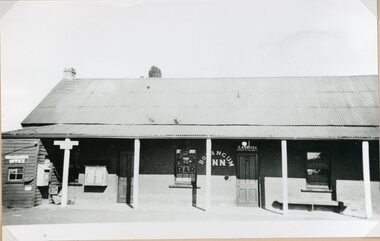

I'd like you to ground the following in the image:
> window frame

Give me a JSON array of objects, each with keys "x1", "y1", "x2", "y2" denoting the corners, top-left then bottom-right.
[
  {"x1": 305, "y1": 151, "x2": 331, "y2": 189},
  {"x1": 174, "y1": 148, "x2": 197, "y2": 185},
  {"x1": 7, "y1": 167, "x2": 24, "y2": 182}
]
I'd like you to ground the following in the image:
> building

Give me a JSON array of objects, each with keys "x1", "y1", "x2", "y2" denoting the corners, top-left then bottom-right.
[{"x1": 2, "y1": 68, "x2": 379, "y2": 218}]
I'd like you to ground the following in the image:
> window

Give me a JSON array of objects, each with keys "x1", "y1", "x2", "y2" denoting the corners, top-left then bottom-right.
[
  {"x1": 175, "y1": 149, "x2": 197, "y2": 185},
  {"x1": 8, "y1": 167, "x2": 24, "y2": 181},
  {"x1": 306, "y1": 152, "x2": 330, "y2": 188}
]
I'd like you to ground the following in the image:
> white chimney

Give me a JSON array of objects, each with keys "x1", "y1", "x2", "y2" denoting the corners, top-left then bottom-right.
[{"x1": 63, "y1": 67, "x2": 76, "y2": 80}]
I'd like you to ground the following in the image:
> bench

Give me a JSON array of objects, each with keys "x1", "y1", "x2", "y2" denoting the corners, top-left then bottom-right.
[{"x1": 273, "y1": 200, "x2": 346, "y2": 213}]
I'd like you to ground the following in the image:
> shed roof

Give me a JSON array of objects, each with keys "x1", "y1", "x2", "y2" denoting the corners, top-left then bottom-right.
[{"x1": 21, "y1": 75, "x2": 379, "y2": 127}]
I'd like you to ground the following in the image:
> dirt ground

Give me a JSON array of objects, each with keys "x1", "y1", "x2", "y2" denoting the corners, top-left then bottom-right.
[
  {"x1": 3, "y1": 202, "x2": 380, "y2": 241},
  {"x1": 3, "y1": 200, "x2": 375, "y2": 226}
]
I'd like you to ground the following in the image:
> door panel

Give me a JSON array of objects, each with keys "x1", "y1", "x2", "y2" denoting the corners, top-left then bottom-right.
[
  {"x1": 236, "y1": 154, "x2": 259, "y2": 207},
  {"x1": 239, "y1": 189, "x2": 246, "y2": 202},
  {"x1": 117, "y1": 151, "x2": 134, "y2": 204}
]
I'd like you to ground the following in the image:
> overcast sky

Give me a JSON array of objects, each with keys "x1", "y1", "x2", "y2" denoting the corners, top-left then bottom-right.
[{"x1": 0, "y1": 0, "x2": 377, "y2": 131}]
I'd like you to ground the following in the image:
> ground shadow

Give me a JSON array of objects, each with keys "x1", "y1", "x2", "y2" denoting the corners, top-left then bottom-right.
[
  {"x1": 193, "y1": 206, "x2": 206, "y2": 211},
  {"x1": 191, "y1": 182, "x2": 206, "y2": 211},
  {"x1": 262, "y1": 207, "x2": 282, "y2": 215},
  {"x1": 126, "y1": 203, "x2": 134, "y2": 208}
]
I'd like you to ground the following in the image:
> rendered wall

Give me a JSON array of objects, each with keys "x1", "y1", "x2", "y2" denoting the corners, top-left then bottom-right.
[
  {"x1": 139, "y1": 175, "x2": 237, "y2": 208},
  {"x1": 40, "y1": 138, "x2": 134, "y2": 204},
  {"x1": 263, "y1": 140, "x2": 380, "y2": 217},
  {"x1": 35, "y1": 138, "x2": 379, "y2": 217}
]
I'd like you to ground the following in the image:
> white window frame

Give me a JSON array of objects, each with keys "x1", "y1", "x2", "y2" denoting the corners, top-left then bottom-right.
[{"x1": 8, "y1": 167, "x2": 24, "y2": 182}]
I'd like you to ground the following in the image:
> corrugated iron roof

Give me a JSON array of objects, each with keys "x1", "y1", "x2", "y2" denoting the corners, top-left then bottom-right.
[
  {"x1": 21, "y1": 76, "x2": 379, "y2": 127},
  {"x1": 2, "y1": 124, "x2": 378, "y2": 140}
]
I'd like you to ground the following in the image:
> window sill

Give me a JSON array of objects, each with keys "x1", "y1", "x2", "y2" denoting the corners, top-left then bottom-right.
[
  {"x1": 5, "y1": 181, "x2": 24, "y2": 184},
  {"x1": 301, "y1": 187, "x2": 332, "y2": 193},
  {"x1": 169, "y1": 184, "x2": 200, "y2": 189}
]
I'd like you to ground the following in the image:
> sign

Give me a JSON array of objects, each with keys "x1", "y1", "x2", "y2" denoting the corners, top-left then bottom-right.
[
  {"x1": 175, "y1": 149, "x2": 197, "y2": 183},
  {"x1": 177, "y1": 166, "x2": 196, "y2": 174},
  {"x1": 24, "y1": 185, "x2": 32, "y2": 191},
  {"x1": 199, "y1": 150, "x2": 234, "y2": 167},
  {"x1": 5, "y1": 155, "x2": 28, "y2": 164},
  {"x1": 237, "y1": 141, "x2": 258, "y2": 152}
]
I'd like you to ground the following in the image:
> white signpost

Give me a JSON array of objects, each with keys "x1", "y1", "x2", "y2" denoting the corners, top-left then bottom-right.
[{"x1": 54, "y1": 138, "x2": 79, "y2": 208}]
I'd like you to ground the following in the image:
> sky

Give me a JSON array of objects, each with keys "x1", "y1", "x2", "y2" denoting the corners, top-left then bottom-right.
[{"x1": 0, "y1": 0, "x2": 378, "y2": 131}]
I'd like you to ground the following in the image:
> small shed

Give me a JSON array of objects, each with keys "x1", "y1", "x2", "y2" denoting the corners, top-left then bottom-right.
[{"x1": 2, "y1": 139, "x2": 41, "y2": 207}]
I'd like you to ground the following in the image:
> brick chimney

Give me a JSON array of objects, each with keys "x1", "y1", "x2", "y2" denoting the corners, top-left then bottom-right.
[{"x1": 63, "y1": 67, "x2": 76, "y2": 80}]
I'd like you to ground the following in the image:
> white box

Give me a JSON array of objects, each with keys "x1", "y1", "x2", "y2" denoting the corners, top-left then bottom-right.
[
  {"x1": 84, "y1": 165, "x2": 108, "y2": 186},
  {"x1": 37, "y1": 164, "x2": 50, "y2": 186}
]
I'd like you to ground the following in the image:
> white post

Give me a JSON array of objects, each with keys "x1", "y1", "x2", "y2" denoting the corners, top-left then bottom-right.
[
  {"x1": 61, "y1": 149, "x2": 70, "y2": 208},
  {"x1": 281, "y1": 140, "x2": 288, "y2": 215},
  {"x1": 362, "y1": 141, "x2": 372, "y2": 219},
  {"x1": 53, "y1": 138, "x2": 78, "y2": 208},
  {"x1": 205, "y1": 138, "x2": 212, "y2": 210},
  {"x1": 133, "y1": 139, "x2": 141, "y2": 209}
]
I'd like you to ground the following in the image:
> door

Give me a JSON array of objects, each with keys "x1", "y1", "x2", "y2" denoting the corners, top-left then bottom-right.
[
  {"x1": 236, "y1": 154, "x2": 259, "y2": 207},
  {"x1": 117, "y1": 151, "x2": 134, "y2": 204}
]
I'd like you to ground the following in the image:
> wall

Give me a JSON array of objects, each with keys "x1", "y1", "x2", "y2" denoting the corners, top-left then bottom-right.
[
  {"x1": 140, "y1": 139, "x2": 238, "y2": 176},
  {"x1": 34, "y1": 140, "x2": 47, "y2": 205},
  {"x1": 138, "y1": 139, "x2": 239, "y2": 207},
  {"x1": 68, "y1": 173, "x2": 118, "y2": 203},
  {"x1": 38, "y1": 138, "x2": 240, "y2": 207},
  {"x1": 2, "y1": 139, "x2": 39, "y2": 208},
  {"x1": 263, "y1": 140, "x2": 380, "y2": 216},
  {"x1": 40, "y1": 138, "x2": 134, "y2": 203},
  {"x1": 139, "y1": 175, "x2": 237, "y2": 208},
  {"x1": 34, "y1": 138, "x2": 380, "y2": 216}
]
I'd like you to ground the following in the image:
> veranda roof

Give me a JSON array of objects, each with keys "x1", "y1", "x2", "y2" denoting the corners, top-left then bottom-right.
[{"x1": 2, "y1": 124, "x2": 378, "y2": 140}]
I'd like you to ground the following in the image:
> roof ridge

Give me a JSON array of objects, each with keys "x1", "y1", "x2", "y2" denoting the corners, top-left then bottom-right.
[{"x1": 72, "y1": 75, "x2": 378, "y2": 81}]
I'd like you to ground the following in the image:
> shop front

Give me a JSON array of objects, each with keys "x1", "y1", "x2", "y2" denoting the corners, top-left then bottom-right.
[
  {"x1": 2, "y1": 71, "x2": 379, "y2": 218},
  {"x1": 3, "y1": 135, "x2": 378, "y2": 218}
]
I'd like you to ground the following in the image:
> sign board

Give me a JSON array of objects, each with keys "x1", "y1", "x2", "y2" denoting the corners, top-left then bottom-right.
[
  {"x1": 199, "y1": 150, "x2": 234, "y2": 167},
  {"x1": 175, "y1": 149, "x2": 197, "y2": 183},
  {"x1": 5, "y1": 155, "x2": 28, "y2": 164},
  {"x1": 24, "y1": 185, "x2": 32, "y2": 191},
  {"x1": 237, "y1": 141, "x2": 258, "y2": 152},
  {"x1": 177, "y1": 165, "x2": 196, "y2": 174}
]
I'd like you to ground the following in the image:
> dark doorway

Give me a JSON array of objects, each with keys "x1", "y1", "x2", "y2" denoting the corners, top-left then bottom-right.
[
  {"x1": 236, "y1": 153, "x2": 259, "y2": 207},
  {"x1": 117, "y1": 151, "x2": 134, "y2": 204}
]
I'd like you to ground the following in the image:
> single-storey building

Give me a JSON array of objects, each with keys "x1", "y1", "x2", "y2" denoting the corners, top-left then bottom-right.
[{"x1": 2, "y1": 68, "x2": 379, "y2": 218}]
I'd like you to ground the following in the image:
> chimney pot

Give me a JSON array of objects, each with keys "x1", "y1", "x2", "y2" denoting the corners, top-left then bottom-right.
[{"x1": 63, "y1": 67, "x2": 76, "y2": 80}]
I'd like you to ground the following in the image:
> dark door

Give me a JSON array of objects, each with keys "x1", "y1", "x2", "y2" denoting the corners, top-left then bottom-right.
[
  {"x1": 236, "y1": 154, "x2": 259, "y2": 207},
  {"x1": 117, "y1": 151, "x2": 134, "y2": 204}
]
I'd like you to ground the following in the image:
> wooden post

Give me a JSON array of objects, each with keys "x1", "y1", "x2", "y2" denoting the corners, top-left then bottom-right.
[
  {"x1": 133, "y1": 139, "x2": 140, "y2": 209},
  {"x1": 362, "y1": 141, "x2": 372, "y2": 219},
  {"x1": 205, "y1": 138, "x2": 212, "y2": 210},
  {"x1": 281, "y1": 140, "x2": 288, "y2": 215},
  {"x1": 54, "y1": 138, "x2": 78, "y2": 208}
]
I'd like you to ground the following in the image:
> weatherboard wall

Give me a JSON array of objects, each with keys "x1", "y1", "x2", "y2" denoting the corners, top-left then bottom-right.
[{"x1": 2, "y1": 139, "x2": 39, "y2": 208}]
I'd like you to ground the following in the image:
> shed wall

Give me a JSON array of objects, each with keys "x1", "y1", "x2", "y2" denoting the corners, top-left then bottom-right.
[{"x1": 2, "y1": 139, "x2": 39, "y2": 208}]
